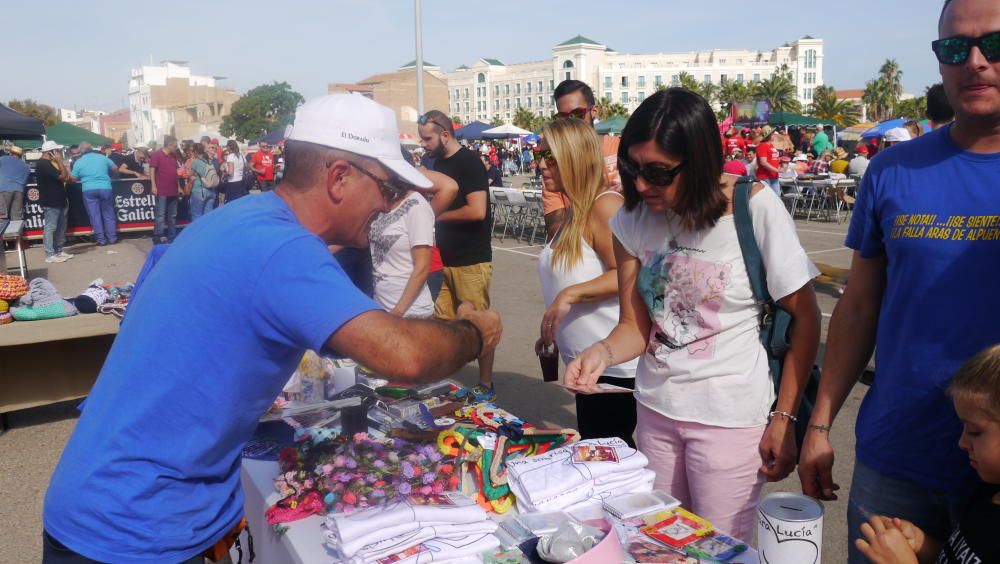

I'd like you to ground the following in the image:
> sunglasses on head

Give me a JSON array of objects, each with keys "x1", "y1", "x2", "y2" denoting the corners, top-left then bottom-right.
[
  {"x1": 554, "y1": 106, "x2": 593, "y2": 120},
  {"x1": 931, "y1": 31, "x2": 1000, "y2": 65},
  {"x1": 532, "y1": 148, "x2": 556, "y2": 164},
  {"x1": 345, "y1": 161, "x2": 408, "y2": 204},
  {"x1": 618, "y1": 158, "x2": 685, "y2": 187},
  {"x1": 418, "y1": 114, "x2": 449, "y2": 132}
]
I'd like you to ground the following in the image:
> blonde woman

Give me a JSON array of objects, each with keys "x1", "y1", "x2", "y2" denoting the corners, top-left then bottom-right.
[{"x1": 535, "y1": 118, "x2": 639, "y2": 445}]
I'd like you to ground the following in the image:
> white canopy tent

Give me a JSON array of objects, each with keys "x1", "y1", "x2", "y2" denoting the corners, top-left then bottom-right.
[{"x1": 482, "y1": 124, "x2": 533, "y2": 173}]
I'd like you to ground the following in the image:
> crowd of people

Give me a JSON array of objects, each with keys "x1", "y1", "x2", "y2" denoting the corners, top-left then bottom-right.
[{"x1": 20, "y1": 0, "x2": 1000, "y2": 562}]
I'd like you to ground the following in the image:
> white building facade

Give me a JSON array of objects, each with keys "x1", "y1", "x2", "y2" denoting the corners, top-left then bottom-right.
[
  {"x1": 443, "y1": 35, "x2": 824, "y2": 124},
  {"x1": 127, "y1": 61, "x2": 232, "y2": 147}
]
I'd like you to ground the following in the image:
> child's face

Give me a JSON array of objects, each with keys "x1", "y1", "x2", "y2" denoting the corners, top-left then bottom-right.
[{"x1": 955, "y1": 395, "x2": 1000, "y2": 484}]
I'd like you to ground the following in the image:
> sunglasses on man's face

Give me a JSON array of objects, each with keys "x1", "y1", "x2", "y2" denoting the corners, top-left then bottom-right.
[
  {"x1": 532, "y1": 148, "x2": 556, "y2": 164},
  {"x1": 346, "y1": 161, "x2": 408, "y2": 204},
  {"x1": 931, "y1": 31, "x2": 1000, "y2": 65},
  {"x1": 418, "y1": 114, "x2": 449, "y2": 132},
  {"x1": 554, "y1": 106, "x2": 593, "y2": 120},
  {"x1": 618, "y1": 158, "x2": 685, "y2": 187}
]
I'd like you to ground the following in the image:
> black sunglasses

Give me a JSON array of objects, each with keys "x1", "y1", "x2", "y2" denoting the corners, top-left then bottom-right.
[
  {"x1": 618, "y1": 158, "x2": 685, "y2": 187},
  {"x1": 931, "y1": 31, "x2": 1000, "y2": 65},
  {"x1": 418, "y1": 114, "x2": 450, "y2": 132},
  {"x1": 346, "y1": 161, "x2": 408, "y2": 204}
]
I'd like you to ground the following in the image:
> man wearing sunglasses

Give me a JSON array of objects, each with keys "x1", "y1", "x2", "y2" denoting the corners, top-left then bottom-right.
[
  {"x1": 797, "y1": 1, "x2": 1000, "y2": 562},
  {"x1": 544, "y1": 80, "x2": 623, "y2": 238},
  {"x1": 42, "y1": 94, "x2": 503, "y2": 563},
  {"x1": 418, "y1": 110, "x2": 497, "y2": 403},
  {"x1": 251, "y1": 141, "x2": 276, "y2": 191}
]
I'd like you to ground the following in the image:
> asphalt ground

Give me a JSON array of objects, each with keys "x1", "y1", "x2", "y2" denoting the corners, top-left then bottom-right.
[{"x1": 0, "y1": 181, "x2": 866, "y2": 563}]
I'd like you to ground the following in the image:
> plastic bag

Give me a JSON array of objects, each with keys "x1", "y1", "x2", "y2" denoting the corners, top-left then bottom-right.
[{"x1": 536, "y1": 520, "x2": 605, "y2": 563}]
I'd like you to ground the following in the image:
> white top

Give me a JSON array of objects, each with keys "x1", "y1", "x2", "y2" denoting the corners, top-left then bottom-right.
[
  {"x1": 370, "y1": 192, "x2": 435, "y2": 317},
  {"x1": 537, "y1": 196, "x2": 638, "y2": 378},
  {"x1": 610, "y1": 186, "x2": 819, "y2": 427},
  {"x1": 225, "y1": 153, "x2": 244, "y2": 182}
]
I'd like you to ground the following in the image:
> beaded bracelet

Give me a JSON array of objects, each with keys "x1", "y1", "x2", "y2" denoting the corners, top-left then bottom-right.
[{"x1": 768, "y1": 410, "x2": 798, "y2": 423}]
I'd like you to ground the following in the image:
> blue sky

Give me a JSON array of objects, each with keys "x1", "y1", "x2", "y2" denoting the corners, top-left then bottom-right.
[{"x1": 2, "y1": 0, "x2": 945, "y2": 111}]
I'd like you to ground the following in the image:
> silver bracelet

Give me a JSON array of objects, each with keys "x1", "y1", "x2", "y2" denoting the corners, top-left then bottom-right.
[
  {"x1": 597, "y1": 339, "x2": 615, "y2": 365},
  {"x1": 768, "y1": 410, "x2": 798, "y2": 423}
]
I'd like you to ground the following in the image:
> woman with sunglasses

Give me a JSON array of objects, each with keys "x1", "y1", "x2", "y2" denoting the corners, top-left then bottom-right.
[
  {"x1": 535, "y1": 118, "x2": 640, "y2": 446},
  {"x1": 565, "y1": 88, "x2": 821, "y2": 541}
]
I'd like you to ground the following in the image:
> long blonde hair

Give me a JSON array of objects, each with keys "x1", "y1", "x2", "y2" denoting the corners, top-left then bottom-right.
[{"x1": 542, "y1": 118, "x2": 605, "y2": 270}]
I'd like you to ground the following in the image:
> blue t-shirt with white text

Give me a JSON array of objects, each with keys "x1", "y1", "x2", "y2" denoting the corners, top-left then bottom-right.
[
  {"x1": 43, "y1": 192, "x2": 378, "y2": 562},
  {"x1": 846, "y1": 124, "x2": 1000, "y2": 493}
]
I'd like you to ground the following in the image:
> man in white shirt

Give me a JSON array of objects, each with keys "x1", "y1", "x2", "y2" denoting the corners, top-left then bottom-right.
[{"x1": 847, "y1": 146, "x2": 870, "y2": 177}]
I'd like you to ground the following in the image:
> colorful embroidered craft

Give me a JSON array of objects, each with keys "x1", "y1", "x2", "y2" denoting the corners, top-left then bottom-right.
[{"x1": 0, "y1": 276, "x2": 28, "y2": 301}]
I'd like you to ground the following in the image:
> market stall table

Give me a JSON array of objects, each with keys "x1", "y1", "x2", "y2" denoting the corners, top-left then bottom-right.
[{"x1": 0, "y1": 313, "x2": 119, "y2": 431}]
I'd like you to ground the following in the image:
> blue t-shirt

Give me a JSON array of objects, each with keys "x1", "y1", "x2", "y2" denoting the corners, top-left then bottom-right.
[
  {"x1": 70, "y1": 152, "x2": 116, "y2": 191},
  {"x1": 0, "y1": 155, "x2": 30, "y2": 192},
  {"x1": 43, "y1": 192, "x2": 378, "y2": 563},
  {"x1": 846, "y1": 124, "x2": 1000, "y2": 493},
  {"x1": 191, "y1": 158, "x2": 209, "y2": 191}
]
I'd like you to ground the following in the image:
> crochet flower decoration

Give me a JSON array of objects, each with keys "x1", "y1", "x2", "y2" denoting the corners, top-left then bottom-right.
[{"x1": 268, "y1": 433, "x2": 459, "y2": 523}]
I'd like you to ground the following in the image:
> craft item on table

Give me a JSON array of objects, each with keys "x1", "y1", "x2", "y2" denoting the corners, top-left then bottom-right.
[
  {"x1": 506, "y1": 437, "x2": 650, "y2": 513},
  {"x1": 11, "y1": 278, "x2": 78, "y2": 321},
  {"x1": 324, "y1": 491, "x2": 485, "y2": 556},
  {"x1": 335, "y1": 521, "x2": 497, "y2": 563},
  {"x1": 0, "y1": 275, "x2": 28, "y2": 301},
  {"x1": 0, "y1": 312, "x2": 11, "y2": 325},
  {"x1": 436, "y1": 407, "x2": 580, "y2": 514},
  {"x1": 71, "y1": 278, "x2": 109, "y2": 313},
  {"x1": 481, "y1": 547, "x2": 525, "y2": 564},
  {"x1": 0, "y1": 299, "x2": 8, "y2": 313},
  {"x1": 640, "y1": 507, "x2": 714, "y2": 549},
  {"x1": 103, "y1": 282, "x2": 133, "y2": 303},
  {"x1": 603, "y1": 490, "x2": 682, "y2": 520},
  {"x1": 535, "y1": 519, "x2": 606, "y2": 563},
  {"x1": 359, "y1": 532, "x2": 501, "y2": 564},
  {"x1": 612, "y1": 517, "x2": 695, "y2": 564},
  {"x1": 573, "y1": 444, "x2": 619, "y2": 463},
  {"x1": 267, "y1": 433, "x2": 460, "y2": 525},
  {"x1": 283, "y1": 350, "x2": 335, "y2": 404},
  {"x1": 684, "y1": 532, "x2": 748, "y2": 562}
]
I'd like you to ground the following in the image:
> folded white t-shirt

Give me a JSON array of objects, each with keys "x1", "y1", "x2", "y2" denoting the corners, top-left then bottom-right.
[
  {"x1": 506, "y1": 438, "x2": 649, "y2": 505},
  {"x1": 329, "y1": 492, "x2": 485, "y2": 550},
  {"x1": 515, "y1": 469, "x2": 656, "y2": 513},
  {"x1": 350, "y1": 522, "x2": 497, "y2": 564}
]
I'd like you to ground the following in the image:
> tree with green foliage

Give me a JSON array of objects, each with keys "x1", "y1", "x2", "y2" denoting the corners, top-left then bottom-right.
[
  {"x1": 807, "y1": 85, "x2": 861, "y2": 127},
  {"x1": 717, "y1": 81, "x2": 755, "y2": 120},
  {"x1": 597, "y1": 98, "x2": 629, "y2": 121},
  {"x1": 450, "y1": 115, "x2": 463, "y2": 126},
  {"x1": 863, "y1": 59, "x2": 905, "y2": 122},
  {"x1": 490, "y1": 115, "x2": 504, "y2": 126},
  {"x1": 220, "y1": 82, "x2": 303, "y2": 141},
  {"x1": 753, "y1": 75, "x2": 801, "y2": 113},
  {"x1": 8, "y1": 99, "x2": 60, "y2": 125},
  {"x1": 896, "y1": 96, "x2": 927, "y2": 120},
  {"x1": 675, "y1": 72, "x2": 717, "y2": 106},
  {"x1": 512, "y1": 107, "x2": 544, "y2": 133}
]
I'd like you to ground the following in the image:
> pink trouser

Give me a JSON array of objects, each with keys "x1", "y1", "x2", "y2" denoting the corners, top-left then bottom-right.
[{"x1": 636, "y1": 402, "x2": 766, "y2": 541}]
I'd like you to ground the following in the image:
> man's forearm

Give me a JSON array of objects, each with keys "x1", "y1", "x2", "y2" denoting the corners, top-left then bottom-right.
[
  {"x1": 812, "y1": 295, "x2": 879, "y2": 426},
  {"x1": 437, "y1": 204, "x2": 485, "y2": 223},
  {"x1": 377, "y1": 318, "x2": 481, "y2": 382}
]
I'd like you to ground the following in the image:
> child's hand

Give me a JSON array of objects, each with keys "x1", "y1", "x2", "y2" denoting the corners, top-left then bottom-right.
[
  {"x1": 886, "y1": 517, "x2": 926, "y2": 554},
  {"x1": 856, "y1": 515, "x2": 920, "y2": 564}
]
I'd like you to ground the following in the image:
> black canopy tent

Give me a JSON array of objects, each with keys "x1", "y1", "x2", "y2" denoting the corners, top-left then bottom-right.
[{"x1": 0, "y1": 103, "x2": 45, "y2": 140}]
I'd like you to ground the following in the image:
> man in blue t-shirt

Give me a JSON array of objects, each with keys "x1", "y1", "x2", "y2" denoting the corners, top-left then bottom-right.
[
  {"x1": 798, "y1": 1, "x2": 1000, "y2": 562},
  {"x1": 42, "y1": 94, "x2": 502, "y2": 563}
]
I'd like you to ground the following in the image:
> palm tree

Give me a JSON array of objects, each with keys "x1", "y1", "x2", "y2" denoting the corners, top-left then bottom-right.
[
  {"x1": 863, "y1": 78, "x2": 891, "y2": 122},
  {"x1": 673, "y1": 72, "x2": 717, "y2": 106},
  {"x1": 512, "y1": 107, "x2": 541, "y2": 132},
  {"x1": 598, "y1": 98, "x2": 629, "y2": 120},
  {"x1": 807, "y1": 85, "x2": 861, "y2": 127},
  {"x1": 754, "y1": 75, "x2": 802, "y2": 113},
  {"x1": 717, "y1": 81, "x2": 755, "y2": 113},
  {"x1": 879, "y1": 59, "x2": 903, "y2": 109}
]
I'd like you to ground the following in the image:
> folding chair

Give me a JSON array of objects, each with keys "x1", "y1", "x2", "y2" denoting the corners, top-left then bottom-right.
[
  {"x1": 2, "y1": 220, "x2": 27, "y2": 278},
  {"x1": 520, "y1": 190, "x2": 546, "y2": 245}
]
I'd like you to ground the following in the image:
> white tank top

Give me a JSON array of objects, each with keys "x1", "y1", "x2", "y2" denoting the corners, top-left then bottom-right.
[{"x1": 537, "y1": 197, "x2": 638, "y2": 378}]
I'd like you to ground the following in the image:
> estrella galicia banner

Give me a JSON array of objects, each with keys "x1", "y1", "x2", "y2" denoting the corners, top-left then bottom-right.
[{"x1": 23, "y1": 178, "x2": 190, "y2": 238}]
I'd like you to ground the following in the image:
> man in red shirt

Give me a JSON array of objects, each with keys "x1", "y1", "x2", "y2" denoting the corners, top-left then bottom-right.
[
  {"x1": 723, "y1": 128, "x2": 745, "y2": 156},
  {"x1": 755, "y1": 126, "x2": 781, "y2": 195},
  {"x1": 148, "y1": 140, "x2": 181, "y2": 243},
  {"x1": 250, "y1": 142, "x2": 276, "y2": 191}
]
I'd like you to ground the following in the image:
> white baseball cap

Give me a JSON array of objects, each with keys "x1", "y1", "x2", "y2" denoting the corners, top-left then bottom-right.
[
  {"x1": 40, "y1": 140, "x2": 64, "y2": 152},
  {"x1": 883, "y1": 127, "x2": 912, "y2": 143},
  {"x1": 287, "y1": 94, "x2": 431, "y2": 188}
]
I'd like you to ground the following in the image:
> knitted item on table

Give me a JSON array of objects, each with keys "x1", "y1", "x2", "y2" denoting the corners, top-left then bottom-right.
[
  {"x1": 0, "y1": 276, "x2": 28, "y2": 301},
  {"x1": 17, "y1": 278, "x2": 62, "y2": 308},
  {"x1": 0, "y1": 312, "x2": 11, "y2": 325},
  {"x1": 73, "y1": 278, "x2": 109, "y2": 314},
  {"x1": 0, "y1": 299, "x2": 8, "y2": 313},
  {"x1": 11, "y1": 299, "x2": 78, "y2": 321}
]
